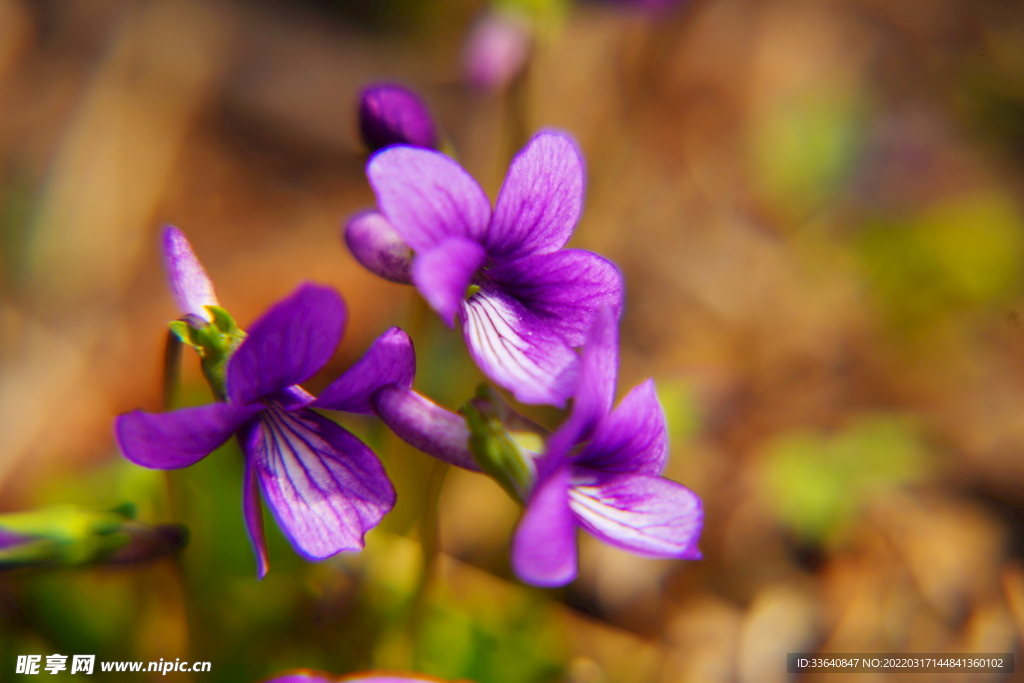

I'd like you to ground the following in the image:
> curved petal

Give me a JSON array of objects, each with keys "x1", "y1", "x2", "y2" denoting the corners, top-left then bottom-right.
[
  {"x1": 371, "y1": 386, "x2": 480, "y2": 472},
  {"x1": 461, "y1": 285, "x2": 580, "y2": 407},
  {"x1": 511, "y1": 466, "x2": 578, "y2": 587},
  {"x1": 227, "y1": 284, "x2": 346, "y2": 406},
  {"x1": 569, "y1": 469, "x2": 702, "y2": 559},
  {"x1": 313, "y1": 327, "x2": 416, "y2": 414},
  {"x1": 577, "y1": 379, "x2": 667, "y2": 475},
  {"x1": 344, "y1": 211, "x2": 414, "y2": 285},
  {"x1": 488, "y1": 249, "x2": 623, "y2": 347},
  {"x1": 115, "y1": 402, "x2": 261, "y2": 469},
  {"x1": 412, "y1": 237, "x2": 487, "y2": 327},
  {"x1": 162, "y1": 225, "x2": 219, "y2": 321},
  {"x1": 488, "y1": 132, "x2": 584, "y2": 262},
  {"x1": 545, "y1": 306, "x2": 619, "y2": 460},
  {"x1": 367, "y1": 146, "x2": 491, "y2": 252},
  {"x1": 238, "y1": 425, "x2": 270, "y2": 579},
  {"x1": 244, "y1": 405, "x2": 396, "y2": 560}
]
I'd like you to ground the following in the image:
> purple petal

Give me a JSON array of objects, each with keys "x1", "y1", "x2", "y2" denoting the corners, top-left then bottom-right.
[
  {"x1": 371, "y1": 386, "x2": 481, "y2": 472},
  {"x1": 263, "y1": 675, "x2": 334, "y2": 683},
  {"x1": 545, "y1": 306, "x2": 619, "y2": 460},
  {"x1": 313, "y1": 327, "x2": 415, "y2": 414},
  {"x1": 162, "y1": 225, "x2": 219, "y2": 321},
  {"x1": 239, "y1": 434, "x2": 270, "y2": 579},
  {"x1": 460, "y1": 285, "x2": 580, "y2": 406},
  {"x1": 367, "y1": 146, "x2": 491, "y2": 253},
  {"x1": 489, "y1": 249, "x2": 623, "y2": 347},
  {"x1": 243, "y1": 405, "x2": 395, "y2": 559},
  {"x1": 412, "y1": 237, "x2": 487, "y2": 327},
  {"x1": 359, "y1": 84, "x2": 438, "y2": 152},
  {"x1": 342, "y1": 677, "x2": 447, "y2": 683},
  {"x1": 488, "y1": 132, "x2": 584, "y2": 262},
  {"x1": 344, "y1": 211, "x2": 414, "y2": 285},
  {"x1": 263, "y1": 673, "x2": 445, "y2": 683},
  {"x1": 115, "y1": 402, "x2": 261, "y2": 469},
  {"x1": 577, "y1": 379, "x2": 667, "y2": 475},
  {"x1": 511, "y1": 466, "x2": 578, "y2": 587},
  {"x1": 226, "y1": 284, "x2": 346, "y2": 406},
  {"x1": 568, "y1": 469, "x2": 702, "y2": 559}
]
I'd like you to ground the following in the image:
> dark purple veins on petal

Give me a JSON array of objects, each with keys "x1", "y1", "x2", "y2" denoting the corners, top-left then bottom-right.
[
  {"x1": 487, "y1": 131, "x2": 585, "y2": 262},
  {"x1": 249, "y1": 405, "x2": 396, "y2": 560}
]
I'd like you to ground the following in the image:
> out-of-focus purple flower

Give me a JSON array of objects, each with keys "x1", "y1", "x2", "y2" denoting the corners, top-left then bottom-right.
[
  {"x1": 0, "y1": 528, "x2": 26, "y2": 550},
  {"x1": 262, "y1": 670, "x2": 451, "y2": 683},
  {"x1": 347, "y1": 130, "x2": 622, "y2": 407},
  {"x1": 116, "y1": 230, "x2": 414, "y2": 577},
  {"x1": 463, "y1": 11, "x2": 531, "y2": 90},
  {"x1": 373, "y1": 308, "x2": 703, "y2": 587},
  {"x1": 359, "y1": 84, "x2": 439, "y2": 152}
]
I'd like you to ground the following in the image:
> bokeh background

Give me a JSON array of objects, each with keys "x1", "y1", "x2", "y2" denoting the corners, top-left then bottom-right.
[{"x1": 3, "y1": 0, "x2": 1024, "y2": 681}]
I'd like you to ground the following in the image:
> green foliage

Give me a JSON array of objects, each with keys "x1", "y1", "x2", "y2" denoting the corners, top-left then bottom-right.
[
  {"x1": 752, "y1": 87, "x2": 865, "y2": 219},
  {"x1": 0, "y1": 505, "x2": 184, "y2": 570},
  {"x1": 858, "y1": 191, "x2": 1024, "y2": 327},
  {"x1": 761, "y1": 416, "x2": 927, "y2": 543}
]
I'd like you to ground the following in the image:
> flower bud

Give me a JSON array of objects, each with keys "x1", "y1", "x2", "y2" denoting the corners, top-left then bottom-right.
[
  {"x1": 344, "y1": 211, "x2": 414, "y2": 285},
  {"x1": 0, "y1": 505, "x2": 188, "y2": 571},
  {"x1": 460, "y1": 384, "x2": 547, "y2": 502},
  {"x1": 358, "y1": 84, "x2": 439, "y2": 152},
  {"x1": 463, "y1": 12, "x2": 531, "y2": 90}
]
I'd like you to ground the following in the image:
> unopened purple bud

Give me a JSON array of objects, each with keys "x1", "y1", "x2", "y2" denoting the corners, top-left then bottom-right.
[
  {"x1": 463, "y1": 12, "x2": 531, "y2": 90},
  {"x1": 162, "y1": 225, "x2": 219, "y2": 322},
  {"x1": 359, "y1": 84, "x2": 438, "y2": 152},
  {"x1": 0, "y1": 528, "x2": 28, "y2": 550},
  {"x1": 344, "y1": 211, "x2": 414, "y2": 285}
]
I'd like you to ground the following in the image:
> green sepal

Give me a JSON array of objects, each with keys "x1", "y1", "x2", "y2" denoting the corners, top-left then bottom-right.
[
  {"x1": 459, "y1": 385, "x2": 543, "y2": 503},
  {"x1": 167, "y1": 306, "x2": 247, "y2": 400}
]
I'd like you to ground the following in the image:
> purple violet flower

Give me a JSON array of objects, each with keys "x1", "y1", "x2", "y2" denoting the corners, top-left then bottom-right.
[
  {"x1": 359, "y1": 84, "x2": 439, "y2": 152},
  {"x1": 115, "y1": 229, "x2": 414, "y2": 577},
  {"x1": 511, "y1": 307, "x2": 702, "y2": 586},
  {"x1": 346, "y1": 130, "x2": 623, "y2": 407},
  {"x1": 372, "y1": 308, "x2": 702, "y2": 587}
]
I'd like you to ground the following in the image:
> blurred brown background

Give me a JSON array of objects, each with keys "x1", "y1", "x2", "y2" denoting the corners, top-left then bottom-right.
[{"x1": 3, "y1": 0, "x2": 1024, "y2": 681}]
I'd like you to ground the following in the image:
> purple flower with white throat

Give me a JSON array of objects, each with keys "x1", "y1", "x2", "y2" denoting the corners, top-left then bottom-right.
[
  {"x1": 359, "y1": 84, "x2": 439, "y2": 152},
  {"x1": 116, "y1": 230, "x2": 413, "y2": 577},
  {"x1": 346, "y1": 130, "x2": 623, "y2": 407},
  {"x1": 372, "y1": 308, "x2": 702, "y2": 587},
  {"x1": 511, "y1": 307, "x2": 702, "y2": 586}
]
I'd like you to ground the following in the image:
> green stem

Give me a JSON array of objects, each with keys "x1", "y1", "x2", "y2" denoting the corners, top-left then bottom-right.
[
  {"x1": 409, "y1": 458, "x2": 449, "y2": 666},
  {"x1": 162, "y1": 328, "x2": 182, "y2": 411}
]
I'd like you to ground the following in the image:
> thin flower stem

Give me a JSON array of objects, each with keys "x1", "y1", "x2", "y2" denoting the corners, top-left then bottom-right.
[
  {"x1": 409, "y1": 459, "x2": 449, "y2": 667},
  {"x1": 162, "y1": 328, "x2": 182, "y2": 410}
]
